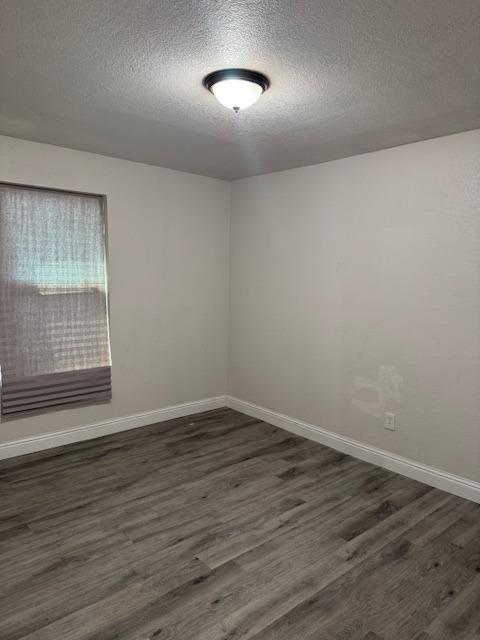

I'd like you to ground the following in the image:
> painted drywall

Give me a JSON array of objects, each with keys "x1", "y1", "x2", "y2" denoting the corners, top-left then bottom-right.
[
  {"x1": 2, "y1": 2, "x2": 479, "y2": 179},
  {"x1": 2, "y1": 129, "x2": 479, "y2": 485},
  {"x1": 229, "y1": 129, "x2": 480, "y2": 483},
  {"x1": 0, "y1": 135, "x2": 230, "y2": 443}
]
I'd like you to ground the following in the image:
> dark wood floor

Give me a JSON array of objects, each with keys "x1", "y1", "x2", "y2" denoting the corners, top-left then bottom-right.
[{"x1": 0, "y1": 408, "x2": 479, "y2": 640}]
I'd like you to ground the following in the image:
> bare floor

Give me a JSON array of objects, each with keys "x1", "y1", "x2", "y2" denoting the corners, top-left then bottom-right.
[{"x1": 0, "y1": 408, "x2": 479, "y2": 639}]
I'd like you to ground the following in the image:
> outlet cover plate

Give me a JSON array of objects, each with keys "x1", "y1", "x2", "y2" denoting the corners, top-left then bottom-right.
[{"x1": 385, "y1": 412, "x2": 396, "y2": 431}]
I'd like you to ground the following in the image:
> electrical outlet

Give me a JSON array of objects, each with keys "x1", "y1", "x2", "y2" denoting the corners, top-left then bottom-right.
[{"x1": 385, "y1": 412, "x2": 396, "y2": 431}]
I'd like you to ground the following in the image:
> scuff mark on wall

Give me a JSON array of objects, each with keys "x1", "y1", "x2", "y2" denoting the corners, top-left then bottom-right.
[{"x1": 352, "y1": 365, "x2": 402, "y2": 419}]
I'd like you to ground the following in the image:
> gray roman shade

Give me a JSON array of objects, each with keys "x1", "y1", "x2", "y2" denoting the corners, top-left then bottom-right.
[{"x1": 0, "y1": 183, "x2": 112, "y2": 418}]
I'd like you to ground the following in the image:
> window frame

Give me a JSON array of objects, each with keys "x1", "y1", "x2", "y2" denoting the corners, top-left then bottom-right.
[{"x1": 0, "y1": 181, "x2": 112, "y2": 420}]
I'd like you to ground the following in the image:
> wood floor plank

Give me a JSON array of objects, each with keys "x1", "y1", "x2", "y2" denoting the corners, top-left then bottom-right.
[
  {"x1": 426, "y1": 573, "x2": 480, "y2": 639},
  {"x1": 0, "y1": 407, "x2": 478, "y2": 640}
]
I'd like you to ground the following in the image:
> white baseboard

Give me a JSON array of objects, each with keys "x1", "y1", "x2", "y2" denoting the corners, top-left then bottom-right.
[
  {"x1": 0, "y1": 396, "x2": 227, "y2": 460},
  {"x1": 3, "y1": 393, "x2": 478, "y2": 504},
  {"x1": 226, "y1": 395, "x2": 480, "y2": 504}
]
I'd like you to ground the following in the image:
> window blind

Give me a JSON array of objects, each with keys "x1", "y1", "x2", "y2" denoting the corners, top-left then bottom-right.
[{"x1": 0, "y1": 183, "x2": 112, "y2": 418}]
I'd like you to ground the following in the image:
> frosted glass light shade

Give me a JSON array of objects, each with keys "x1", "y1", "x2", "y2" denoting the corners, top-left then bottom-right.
[
  {"x1": 211, "y1": 79, "x2": 263, "y2": 111},
  {"x1": 203, "y1": 69, "x2": 270, "y2": 113}
]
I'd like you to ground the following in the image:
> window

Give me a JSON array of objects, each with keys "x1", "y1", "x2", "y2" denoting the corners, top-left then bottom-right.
[{"x1": 0, "y1": 183, "x2": 111, "y2": 418}]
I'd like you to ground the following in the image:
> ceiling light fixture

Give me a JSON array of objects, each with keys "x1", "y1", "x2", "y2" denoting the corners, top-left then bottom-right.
[{"x1": 203, "y1": 68, "x2": 270, "y2": 113}]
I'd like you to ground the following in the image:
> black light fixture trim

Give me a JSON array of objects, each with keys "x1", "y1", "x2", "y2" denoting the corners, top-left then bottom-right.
[{"x1": 203, "y1": 68, "x2": 270, "y2": 93}]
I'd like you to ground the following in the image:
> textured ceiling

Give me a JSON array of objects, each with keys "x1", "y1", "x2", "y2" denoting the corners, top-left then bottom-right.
[{"x1": 1, "y1": 0, "x2": 479, "y2": 180}]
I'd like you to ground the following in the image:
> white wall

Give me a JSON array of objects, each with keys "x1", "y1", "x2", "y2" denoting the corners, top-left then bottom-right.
[
  {"x1": 229, "y1": 130, "x2": 480, "y2": 483},
  {"x1": 0, "y1": 135, "x2": 230, "y2": 444},
  {"x1": 2, "y1": 130, "x2": 479, "y2": 485}
]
